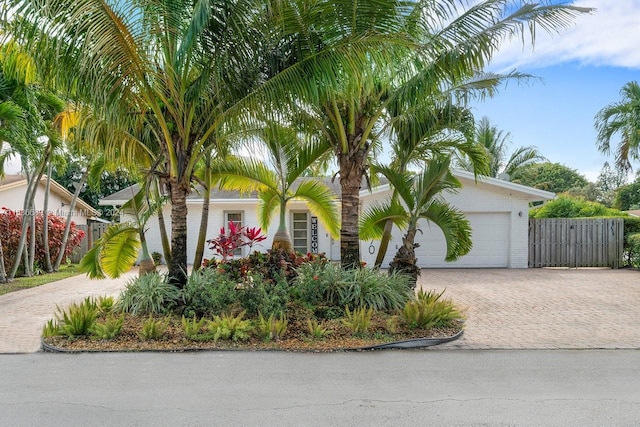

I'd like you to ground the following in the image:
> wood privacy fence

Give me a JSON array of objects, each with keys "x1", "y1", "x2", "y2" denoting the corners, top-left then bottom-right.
[
  {"x1": 528, "y1": 218, "x2": 624, "y2": 268},
  {"x1": 71, "y1": 222, "x2": 110, "y2": 263}
]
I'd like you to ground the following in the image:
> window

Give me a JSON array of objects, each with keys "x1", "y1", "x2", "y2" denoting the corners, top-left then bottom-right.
[
  {"x1": 224, "y1": 211, "x2": 243, "y2": 257},
  {"x1": 292, "y1": 212, "x2": 309, "y2": 253}
]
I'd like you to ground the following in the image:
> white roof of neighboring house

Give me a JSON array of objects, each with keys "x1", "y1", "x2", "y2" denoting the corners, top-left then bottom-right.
[
  {"x1": 100, "y1": 169, "x2": 555, "y2": 206},
  {"x1": 0, "y1": 174, "x2": 100, "y2": 216}
]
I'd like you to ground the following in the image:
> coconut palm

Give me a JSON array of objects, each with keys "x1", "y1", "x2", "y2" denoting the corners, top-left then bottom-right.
[
  {"x1": 457, "y1": 116, "x2": 546, "y2": 179},
  {"x1": 215, "y1": 123, "x2": 340, "y2": 252},
  {"x1": 595, "y1": 81, "x2": 640, "y2": 171},
  {"x1": 286, "y1": 0, "x2": 589, "y2": 268},
  {"x1": 360, "y1": 157, "x2": 472, "y2": 287}
]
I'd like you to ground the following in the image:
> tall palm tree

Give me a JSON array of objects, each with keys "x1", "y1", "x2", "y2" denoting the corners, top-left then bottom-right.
[
  {"x1": 457, "y1": 116, "x2": 546, "y2": 179},
  {"x1": 360, "y1": 157, "x2": 472, "y2": 287},
  {"x1": 595, "y1": 81, "x2": 640, "y2": 171},
  {"x1": 215, "y1": 123, "x2": 340, "y2": 252},
  {"x1": 284, "y1": 0, "x2": 589, "y2": 268},
  {"x1": 6, "y1": 0, "x2": 267, "y2": 286}
]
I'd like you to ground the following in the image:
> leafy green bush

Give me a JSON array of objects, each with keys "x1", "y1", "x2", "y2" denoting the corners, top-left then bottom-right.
[
  {"x1": 97, "y1": 295, "x2": 116, "y2": 314},
  {"x1": 183, "y1": 268, "x2": 239, "y2": 317},
  {"x1": 402, "y1": 289, "x2": 463, "y2": 330},
  {"x1": 530, "y1": 195, "x2": 624, "y2": 218},
  {"x1": 257, "y1": 313, "x2": 288, "y2": 342},
  {"x1": 293, "y1": 264, "x2": 412, "y2": 311},
  {"x1": 139, "y1": 316, "x2": 169, "y2": 340},
  {"x1": 118, "y1": 273, "x2": 182, "y2": 315},
  {"x1": 55, "y1": 297, "x2": 99, "y2": 337},
  {"x1": 207, "y1": 311, "x2": 252, "y2": 342},
  {"x1": 182, "y1": 315, "x2": 208, "y2": 341},
  {"x1": 342, "y1": 306, "x2": 373, "y2": 334},
  {"x1": 625, "y1": 233, "x2": 640, "y2": 268},
  {"x1": 236, "y1": 274, "x2": 289, "y2": 318},
  {"x1": 91, "y1": 314, "x2": 124, "y2": 339}
]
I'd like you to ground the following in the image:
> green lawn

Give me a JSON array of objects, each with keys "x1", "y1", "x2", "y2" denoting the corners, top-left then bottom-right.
[{"x1": 0, "y1": 265, "x2": 82, "y2": 297}]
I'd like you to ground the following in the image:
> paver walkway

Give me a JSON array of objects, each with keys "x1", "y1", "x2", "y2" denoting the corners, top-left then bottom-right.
[
  {"x1": 421, "y1": 268, "x2": 640, "y2": 350},
  {"x1": 0, "y1": 270, "x2": 137, "y2": 353},
  {"x1": 1, "y1": 267, "x2": 639, "y2": 353}
]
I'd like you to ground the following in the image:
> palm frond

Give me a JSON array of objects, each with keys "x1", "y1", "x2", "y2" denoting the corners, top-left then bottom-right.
[
  {"x1": 290, "y1": 179, "x2": 340, "y2": 238},
  {"x1": 359, "y1": 199, "x2": 408, "y2": 241},
  {"x1": 419, "y1": 201, "x2": 472, "y2": 262}
]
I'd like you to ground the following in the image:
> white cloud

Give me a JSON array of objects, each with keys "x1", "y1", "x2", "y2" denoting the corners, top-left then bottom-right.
[{"x1": 488, "y1": 0, "x2": 640, "y2": 72}]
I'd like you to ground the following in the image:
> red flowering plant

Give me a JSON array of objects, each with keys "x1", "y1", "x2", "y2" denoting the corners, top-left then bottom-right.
[
  {"x1": 0, "y1": 208, "x2": 85, "y2": 275},
  {"x1": 206, "y1": 221, "x2": 267, "y2": 262}
]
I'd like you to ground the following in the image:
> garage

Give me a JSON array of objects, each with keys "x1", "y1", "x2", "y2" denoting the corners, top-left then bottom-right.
[{"x1": 414, "y1": 212, "x2": 510, "y2": 268}]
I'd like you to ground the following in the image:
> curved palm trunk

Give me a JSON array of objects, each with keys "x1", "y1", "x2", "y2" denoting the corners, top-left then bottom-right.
[
  {"x1": 42, "y1": 166, "x2": 53, "y2": 272},
  {"x1": 193, "y1": 177, "x2": 211, "y2": 271},
  {"x1": 272, "y1": 203, "x2": 292, "y2": 252},
  {"x1": 339, "y1": 149, "x2": 366, "y2": 269},
  {"x1": 53, "y1": 170, "x2": 87, "y2": 270},
  {"x1": 388, "y1": 227, "x2": 421, "y2": 289},
  {"x1": 0, "y1": 237, "x2": 6, "y2": 283},
  {"x1": 374, "y1": 219, "x2": 394, "y2": 268},
  {"x1": 168, "y1": 180, "x2": 189, "y2": 288},
  {"x1": 154, "y1": 181, "x2": 171, "y2": 266}
]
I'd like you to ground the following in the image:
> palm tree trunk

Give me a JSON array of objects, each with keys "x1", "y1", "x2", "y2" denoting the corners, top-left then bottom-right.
[
  {"x1": 374, "y1": 219, "x2": 394, "y2": 268},
  {"x1": 0, "y1": 236, "x2": 7, "y2": 283},
  {"x1": 193, "y1": 168, "x2": 211, "y2": 271},
  {"x1": 272, "y1": 203, "x2": 293, "y2": 252},
  {"x1": 53, "y1": 170, "x2": 87, "y2": 270},
  {"x1": 168, "y1": 180, "x2": 189, "y2": 287},
  {"x1": 338, "y1": 149, "x2": 366, "y2": 269},
  {"x1": 388, "y1": 228, "x2": 420, "y2": 289},
  {"x1": 154, "y1": 180, "x2": 171, "y2": 266},
  {"x1": 28, "y1": 199, "x2": 36, "y2": 273},
  {"x1": 42, "y1": 165, "x2": 53, "y2": 272}
]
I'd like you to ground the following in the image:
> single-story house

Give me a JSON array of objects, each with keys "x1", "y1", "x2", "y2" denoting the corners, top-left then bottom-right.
[
  {"x1": 100, "y1": 170, "x2": 555, "y2": 268},
  {"x1": 0, "y1": 174, "x2": 99, "y2": 225}
]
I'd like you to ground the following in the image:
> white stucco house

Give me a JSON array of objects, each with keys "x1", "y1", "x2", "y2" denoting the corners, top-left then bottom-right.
[
  {"x1": 100, "y1": 170, "x2": 554, "y2": 268},
  {"x1": 0, "y1": 174, "x2": 99, "y2": 225}
]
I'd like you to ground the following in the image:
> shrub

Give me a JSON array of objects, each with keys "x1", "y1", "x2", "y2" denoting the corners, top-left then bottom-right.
[
  {"x1": 236, "y1": 274, "x2": 289, "y2": 318},
  {"x1": 342, "y1": 306, "x2": 373, "y2": 334},
  {"x1": 183, "y1": 268, "x2": 239, "y2": 317},
  {"x1": 293, "y1": 264, "x2": 412, "y2": 311},
  {"x1": 625, "y1": 233, "x2": 640, "y2": 268},
  {"x1": 182, "y1": 315, "x2": 208, "y2": 341},
  {"x1": 151, "y1": 251, "x2": 163, "y2": 265},
  {"x1": 530, "y1": 195, "x2": 624, "y2": 218},
  {"x1": 306, "y1": 319, "x2": 330, "y2": 340},
  {"x1": 55, "y1": 297, "x2": 99, "y2": 337},
  {"x1": 139, "y1": 316, "x2": 169, "y2": 340},
  {"x1": 257, "y1": 313, "x2": 288, "y2": 342},
  {"x1": 117, "y1": 273, "x2": 182, "y2": 315},
  {"x1": 402, "y1": 289, "x2": 463, "y2": 330},
  {"x1": 97, "y1": 295, "x2": 116, "y2": 314},
  {"x1": 207, "y1": 311, "x2": 252, "y2": 342},
  {"x1": 91, "y1": 314, "x2": 124, "y2": 339},
  {"x1": 0, "y1": 208, "x2": 85, "y2": 275}
]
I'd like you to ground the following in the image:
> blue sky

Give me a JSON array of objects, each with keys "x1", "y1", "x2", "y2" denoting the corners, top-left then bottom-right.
[{"x1": 471, "y1": 0, "x2": 640, "y2": 182}]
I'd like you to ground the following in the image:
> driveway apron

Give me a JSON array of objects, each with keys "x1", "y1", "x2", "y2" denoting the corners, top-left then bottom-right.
[
  {"x1": 0, "y1": 270, "x2": 137, "y2": 353},
  {"x1": 418, "y1": 268, "x2": 640, "y2": 350}
]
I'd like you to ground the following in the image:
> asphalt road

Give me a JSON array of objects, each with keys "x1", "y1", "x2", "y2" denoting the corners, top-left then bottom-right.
[{"x1": 2, "y1": 350, "x2": 639, "y2": 426}]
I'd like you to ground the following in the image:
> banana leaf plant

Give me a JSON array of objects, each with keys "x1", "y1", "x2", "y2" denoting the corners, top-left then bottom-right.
[{"x1": 80, "y1": 187, "x2": 165, "y2": 279}]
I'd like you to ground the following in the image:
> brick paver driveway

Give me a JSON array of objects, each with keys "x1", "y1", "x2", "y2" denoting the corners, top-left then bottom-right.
[
  {"x1": 1, "y1": 267, "x2": 639, "y2": 353},
  {"x1": 418, "y1": 268, "x2": 640, "y2": 350}
]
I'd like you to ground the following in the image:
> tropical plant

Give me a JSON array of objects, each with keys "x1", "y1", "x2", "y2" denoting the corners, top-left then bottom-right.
[
  {"x1": 215, "y1": 123, "x2": 340, "y2": 252},
  {"x1": 182, "y1": 315, "x2": 208, "y2": 341},
  {"x1": 595, "y1": 81, "x2": 640, "y2": 171},
  {"x1": 457, "y1": 117, "x2": 545, "y2": 179},
  {"x1": 55, "y1": 297, "x2": 99, "y2": 337},
  {"x1": 402, "y1": 289, "x2": 463, "y2": 330},
  {"x1": 117, "y1": 273, "x2": 183, "y2": 316},
  {"x1": 360, "y1": 157, "x2": 472, "y2": 286},
  {"x1": 91, "y1": 314, "x2": 124, "y2": 340},
  {"x1": 182, "y1": 268, "x2": 239, "y2": 318},
  {"x1": 207, "y1": 311, "x2": 253, "y2": 342},
  {"x1": 207, "y1": 221, "x2": 267, "y2": 261},
  {"x1": 306, "y1": 319, "x2": 330, "y2": 340},
  {"x1": 257, "y1": 312, "x2": 288, "y2": 342},
  {"x1": 342, "y1": 306, "x2": 373, "y2": 334},
  {"x1": 139, "y1": 316, "x2": 169, "y2": 341}
]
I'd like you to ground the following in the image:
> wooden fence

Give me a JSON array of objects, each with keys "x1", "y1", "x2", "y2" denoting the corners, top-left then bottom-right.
[
  {"x1": 528, "y1": 218, "x2": 624, "y2": 268},
  {"x1": 71, "y1": 222, "x2": 110, "y2": 263}
]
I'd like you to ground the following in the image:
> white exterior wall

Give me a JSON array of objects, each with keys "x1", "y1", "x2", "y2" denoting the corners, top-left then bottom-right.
[
  {"x1": 360, "y1": 177, "x2": 532, "y2": 269},
  {"x1": 1, "y1": 183, "x2": 91, "y2": 225},
  {"x1": 137, "y1": 199, "x2": 335, "y2": 265}
]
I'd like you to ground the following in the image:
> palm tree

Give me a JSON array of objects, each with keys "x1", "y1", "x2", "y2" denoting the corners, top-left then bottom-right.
[
  {"x1": 595, "y1": 81, "x2": 640, "y2": 171},
  {"x1": 360, "y1": 157, "x2": 472, "y2": 287},
  {"x1": 215, "y1": 123, "x2": 340, "y2": 252},
  {"x1": 284, "y1": 1, "x2": 589, "y2": 268},
  {"x1": 457, "y1": 117, "x2": 546, "y2": 179}
]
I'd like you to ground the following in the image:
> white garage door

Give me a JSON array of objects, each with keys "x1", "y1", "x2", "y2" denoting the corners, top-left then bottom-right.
[{"x1": 415, "y1": 212, "x2": 510, "y2": 268}]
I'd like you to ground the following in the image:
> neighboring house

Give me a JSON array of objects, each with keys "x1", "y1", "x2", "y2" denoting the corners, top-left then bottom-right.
[
  {"x1": 0, "y1": 174, "x2": 100, "y2": 226},
  {"x1": 100, "y1": 170, "x2": 554, "y2": 268}
]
